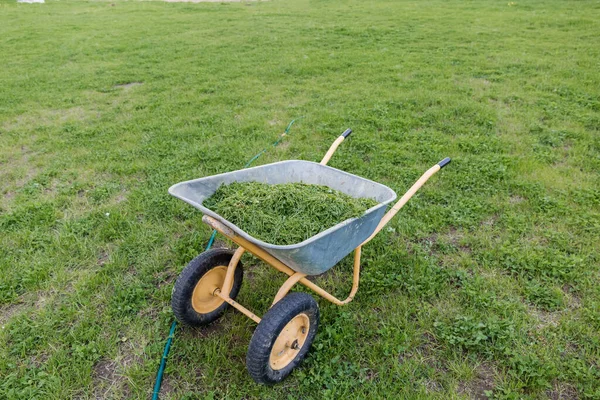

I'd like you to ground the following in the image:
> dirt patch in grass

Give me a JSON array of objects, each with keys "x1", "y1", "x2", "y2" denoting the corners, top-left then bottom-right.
[
  {"x1": 274, "y1": 139, "x2": 291, "y2": 151},
  {"x1": 92, "y1": 358, "x2": 132, "y2": 399},
  {"x1": 528, "y1": 306, "x2": 560, "y2": 330},
  {"x1": 33, "y1": 292, "x2": 51, "y2": 310},
  {"x1": 445, "y1": 227, "x2": 472, "y2": 254},
  {"x1": 93, "y1": 359, "x2": 119, "y2": 386},
  {"x1": 445, "y1": 227, "x2": 463, "y2": 244},
  {"x1": 157, "y1": 374, "x2": 176, "y2": 397},
  {"x1": 413, "y1": 227, "x2": 472, "y2": 257},
  {"x1": 114, "y1": 82, "x2": 143, "y2": 90},
  {"x1": 98, "y1": 250, "x2": 110, "y2": 266},
  {"x1": 113, "y1": 191, "x2": 128, "y2": 204},
  {"x1": 399, "y1": 332, "x2": 448, "y2": 373},
  {"x1": 412, "y1": 233, "x2": 437, "y2": 255},
  {"x1": 425, "y1": 379, "x2": 443, "y2": 393},
  {"x1": 469, "y1": 77, "x2": 491, "y2": 88},
  {"x1": 458, "y1": 363, "x2": 496, "y2": 399},
  {"x1": 2, "y1": 107, "x2": 92, "y2": 132},
  {"x1": 195, "y1": 322, "x2": 223, "y2": 338},
  {"x1": 155, "y1": 269, "x2": 177, "y2": 288},
  {"x1": 1, "y1": 289, "x2": 52, "y2": 326},
  {"x1": 0, "y1": 148, "x2": 39, "y2": 186},
  {"x1": 509, "y1": 195, "x2": 525, "y2": 204},
  {"x1": 480, "y1": 214, "x2": 498, "y2": 227},
  {"x1": 0, "y1": 303, "x2": 25, "y2": 326},
  {"x1": 30, "y1": 352, "x2": 50, "y2": 368},
  {"x1": 546, "y1": 381, "x2": 578, "y2": 399},
  {"x1": 562, "y1": 284, "x2": 581, "y2": 309},
  {"x1": 211, "y1": 239, "x2": 230, "y2": 249},
  {"x1": 365, "y1": 369, "x2": 378, "y2": 381},
  {"x1": 91, "y1": 343, "x2": 142, "y2": 399}
]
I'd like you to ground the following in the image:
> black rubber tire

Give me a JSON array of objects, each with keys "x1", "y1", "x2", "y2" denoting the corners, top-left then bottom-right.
[
  {"x1": 246, "y1": 292, "x2": 319, "y2": 384},
  {"x1": 171, "y1": 248, "x2": 243, "y2": 327}
]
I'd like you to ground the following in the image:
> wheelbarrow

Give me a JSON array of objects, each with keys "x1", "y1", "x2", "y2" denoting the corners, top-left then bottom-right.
[{"x1": 168, "y1": 129, "x2": 451, "y2": 384}]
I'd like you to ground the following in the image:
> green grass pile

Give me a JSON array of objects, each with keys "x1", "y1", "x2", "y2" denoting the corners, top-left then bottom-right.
[{"x1": 203, "y1": 182, "x2": 379, "y2": 245}]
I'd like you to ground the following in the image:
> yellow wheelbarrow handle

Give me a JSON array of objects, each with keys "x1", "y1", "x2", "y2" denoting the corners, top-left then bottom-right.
[
  {"x1": 320, "y1": 128, "x2": 352, "y2": 165},
  {"x1": 362, "y1": 157, "x2": 451, "y2": 245}
]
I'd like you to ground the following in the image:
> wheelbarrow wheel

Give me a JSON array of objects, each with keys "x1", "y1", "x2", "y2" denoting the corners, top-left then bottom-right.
[
  {"x1": 171, "y1": 248, "x2": 243, "y2": 327},
  {"x1": 246, "y1": 292, "x2": 319, "y2": 384}
]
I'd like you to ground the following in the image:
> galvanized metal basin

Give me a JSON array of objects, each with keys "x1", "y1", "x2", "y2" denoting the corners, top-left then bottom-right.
[{"x1": 169, "y1": 160, "x2": 397, "y2": 275}]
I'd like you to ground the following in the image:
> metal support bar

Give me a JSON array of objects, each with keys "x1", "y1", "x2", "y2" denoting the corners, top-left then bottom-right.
[
  {"x1": 272, "y1": 272, "x2": 307, "y2": 306},
  {"x1": 341, "y1": 246, "x2": 361, "y2": 305},
  {"x1": 221, "y1": 247, "x2": 245, "y2": 297},
  {"x1": 215, "y1": 290, "x2": 261, "y2": 324}
]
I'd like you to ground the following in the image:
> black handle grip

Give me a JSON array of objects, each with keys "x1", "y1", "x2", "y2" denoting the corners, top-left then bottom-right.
[
  {"x1": 438, "y1": 157, "x2": 451, "y2": 168},
  {"x1": 341, "y1": 128, "x2": 353, "y2": 138}
]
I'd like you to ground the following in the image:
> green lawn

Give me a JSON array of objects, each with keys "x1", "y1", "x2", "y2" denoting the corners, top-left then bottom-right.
[{"x1": 1, "y1": 0, "x2": 599, "y2": 398}]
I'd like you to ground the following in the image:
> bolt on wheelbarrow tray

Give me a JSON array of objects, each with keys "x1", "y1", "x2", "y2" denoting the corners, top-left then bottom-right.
[{"x1": 168, "y1": 160, "x2": 398, "y2": 275}]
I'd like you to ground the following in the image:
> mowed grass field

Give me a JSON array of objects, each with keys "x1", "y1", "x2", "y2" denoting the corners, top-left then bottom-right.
[{"x1": 1, "y1": 0, "x2": 599, "y2": 398}]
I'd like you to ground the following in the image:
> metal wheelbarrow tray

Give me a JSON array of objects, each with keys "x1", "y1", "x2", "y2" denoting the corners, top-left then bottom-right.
[
  {"x1": 168, "y1": 128, "x2": 451, "y2": 385},
  {"x1": 168, "y1": 160, "x2": 397, "y2": 275}
]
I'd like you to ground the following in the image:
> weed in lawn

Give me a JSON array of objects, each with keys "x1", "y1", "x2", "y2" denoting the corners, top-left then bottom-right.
[
  {"x1": 434, "y1": 315, "x2": 516, "y2": 357},
  {"x1": 523, "y1": 280, "x2": 565, "y2": 311}
]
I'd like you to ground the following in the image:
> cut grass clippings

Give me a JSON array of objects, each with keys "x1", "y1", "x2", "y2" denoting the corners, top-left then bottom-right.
[{"x1": 203, "y1": 182, "x2": 379, "y2": 245}]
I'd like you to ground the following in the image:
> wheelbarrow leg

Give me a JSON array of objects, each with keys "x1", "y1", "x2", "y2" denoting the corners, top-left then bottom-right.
[
  {"x1": 220, "y1": 247, "x2": 245, "y2": 297},
  {"x1": 212, "y1": 246, "x2": 263, "y2": 323},
  {"x1": 272, "y1": 272, "x2": 307, "y2": 306},
  {"x1": 271, "y1": 246, "x2": 363, "y2": 307}
]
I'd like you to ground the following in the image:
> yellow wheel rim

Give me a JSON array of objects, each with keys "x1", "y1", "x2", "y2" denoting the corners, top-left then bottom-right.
[
  {"x1": 191, "y1": 266, "x2": 227, "y2": 314},
  {"x1": 269, "y1": 313, "x2": 310, "y2": 370}
]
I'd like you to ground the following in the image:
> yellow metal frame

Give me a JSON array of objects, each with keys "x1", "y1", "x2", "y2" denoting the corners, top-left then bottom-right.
[{"x1": 205, "y1": 133, "x2": 447, "y2": 324}]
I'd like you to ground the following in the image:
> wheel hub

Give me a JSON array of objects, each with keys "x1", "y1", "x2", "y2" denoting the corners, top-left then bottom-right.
[
  {"x1": 269, "y1": 313, "x2": 310, "y2": 370},
  {"x1": 191, "y1": 266, "x2": 227, "y2": 313}
]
